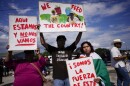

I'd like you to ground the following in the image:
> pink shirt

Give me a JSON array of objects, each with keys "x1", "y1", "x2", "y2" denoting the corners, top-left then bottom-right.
[{"x1": 7, "y1": 57, "x2": 46, "y2": 86}]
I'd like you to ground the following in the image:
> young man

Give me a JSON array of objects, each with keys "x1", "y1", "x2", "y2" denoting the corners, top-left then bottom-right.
[
  {"x1": 111, "y1": 39, "x2": 130, "y2": 86},
  {"x1": 40, "y1": 32, "x2": 82, "y2": 86}
]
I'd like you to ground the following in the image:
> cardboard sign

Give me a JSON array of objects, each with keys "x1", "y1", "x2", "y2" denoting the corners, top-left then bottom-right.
[
  {"x1": 39, "y1": 2, "x2": 86, "y2": 32},
  {"x1": 8, "y1": 15, "x2": 37, "y2": 50},
  {"x1": 66, "y1": 57, "x2": 99, "y2": 86}
]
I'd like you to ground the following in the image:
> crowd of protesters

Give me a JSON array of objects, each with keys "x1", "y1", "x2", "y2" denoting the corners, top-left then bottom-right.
[{"x1": 0, "y1": 30, "x2": 130, "y2": 86}]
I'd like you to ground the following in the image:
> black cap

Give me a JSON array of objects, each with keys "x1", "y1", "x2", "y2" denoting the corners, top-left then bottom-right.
[{"x1": 56, "y1": 35, "x2": 66, "y2": 41}]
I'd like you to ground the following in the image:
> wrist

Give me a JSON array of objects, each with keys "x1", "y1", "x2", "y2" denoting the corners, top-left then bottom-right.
[{"x1": 8, "y1": 51, "x2": 12, "y2": 53}]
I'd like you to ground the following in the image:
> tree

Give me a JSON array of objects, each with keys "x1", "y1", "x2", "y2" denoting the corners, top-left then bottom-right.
[
  {"x1": 95, "y1": 48, "x2": 111, "y2": 64},
  {"x1": 42, "y1": 50, "x2": 50, "y2": 57}
]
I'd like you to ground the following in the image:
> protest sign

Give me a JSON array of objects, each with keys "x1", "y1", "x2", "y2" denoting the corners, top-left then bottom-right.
[
  {"x1": 8, "y1": 15, "x2": 37, "y2": 50},
  {"x1": 39, "y1": 1, "x2": 86, "y2": 32},
  {"x1": 66, "y1": 57, "x2": 99, "y2": 86}
]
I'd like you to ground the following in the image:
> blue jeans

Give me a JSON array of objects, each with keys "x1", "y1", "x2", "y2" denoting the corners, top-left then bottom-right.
[
  {"x1": 54, "y1": 78, "x2": 70, "y2": 86},
  {"x1": 115, "y1": 66, "x2": 130, "y2": 86}
]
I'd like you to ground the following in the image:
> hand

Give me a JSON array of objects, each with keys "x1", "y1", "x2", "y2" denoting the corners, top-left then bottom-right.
[
  {"x1": 37, "y1": 24, "x2": 41, "y2": 30},
  {"x1": 6, "y1": 45, "x2": 9, "y2": 49},
  {"x1": 94, "y1": 77, "x2": 101, "y2": 83},
  {"x1": 6, "y1": 45, "x2": 12, "y2": 53},
  {"x1": 123, "y1": 55, "x2": 127, "y2": 57},
  {"x1": 119, "y1": 55, "x2": 127, "y2": 60}
]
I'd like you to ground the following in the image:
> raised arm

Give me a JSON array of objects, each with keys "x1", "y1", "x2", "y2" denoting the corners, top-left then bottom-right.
[
  {"x1": 37, "y1": 24, "x2": 48, "y2": 49},
  {"x1": 40, "y1": 32, "x2": 48, "y2": 49},
  {"x1": 5, "y1": 45, "x2": 12, "y2": 62},
  {"x1": 74, "y1": 32, "x2": 82, "y2": 45}
]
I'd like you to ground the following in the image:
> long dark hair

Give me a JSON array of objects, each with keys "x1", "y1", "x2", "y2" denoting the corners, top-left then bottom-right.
[{"x1": 80, "y1": 41, "x2": 94, "y2": 53}]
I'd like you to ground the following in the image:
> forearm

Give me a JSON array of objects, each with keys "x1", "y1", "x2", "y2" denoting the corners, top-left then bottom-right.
[
  {"x1": 40, "y1": 33, "x2": 48, "y2": 49},
  {"x1": 5, "y1": 51, "x2": 12, "y2": 62},
  {"x1": 75, "y1": 32, "x2": 82, "y2": 45},
  {"x1": 114, "y1": 56, "x2": 126, "y2": 61},
  {"x1": 40, "y1": 33, "x2": 45, "y2": 45}
]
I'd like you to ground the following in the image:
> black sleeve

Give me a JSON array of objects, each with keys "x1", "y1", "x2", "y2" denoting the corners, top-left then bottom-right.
[
  {"x1": 46, "y1": 44, "x2": 56, "y2": 54},
  {"x1": 66, "y1": 42, "x2": 76, "y2": 52}
]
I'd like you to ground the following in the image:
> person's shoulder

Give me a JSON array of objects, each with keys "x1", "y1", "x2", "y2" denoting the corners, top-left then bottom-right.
[
  {"x1": 90, "y1": 52, "x2": 102, "y2": 59},
  {"x1": 111, "y1": 47, "x2": 118, "y2": 51},
  {"x1": 48, "y1": 44, "x2": 56, "y2": 48},
  {"x1": 66, "y1": 42, "x2": 76, "y2": 48}
]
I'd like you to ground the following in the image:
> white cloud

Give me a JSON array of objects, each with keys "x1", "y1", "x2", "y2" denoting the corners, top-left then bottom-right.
[
  {"x1": 87, "y1": 27, "x2": 97, "y2": 32},
  {"x1": 83, "y1": 3, "x2": 106, "y2": 16},
  {"x1": 92, "y1": 42, "x2": 100, "y2": 48},
  {"x1": 0, "y1": 34, "x2": 8, "y2": 39},
  {"x1": 0, "y1": 34, "x2": 8, "y2": 51},
  {"x1": 0, "y1": 1, "x2": 130, "y2": 53},
  {"x1": 0, "y1": 23, "x2": 9, "y2": 35},
  {"x1": 103, "y1": 3, "x2": 126, "y2": 16},
  {"x1": 84, "y1": 25, "x2": 130, "y2": 49},
  {"x1": 109, "y1": 25, "x2": 114, "y2": 28},
  {"x1": 68, "y1": 24, "x2": 129, "y2": 50},
  {"x1": 110, "y1": 25, "x2": 130, "y2": 34},
  {"x1": 9, "y1": 3, "x2": 32, "y2": 14},
  {"x1": 83, "y1": 1, "x2": 129, "y2": 20},
  {"x1": 0, "y1": 24, "x2": 9, "y2": 52}
]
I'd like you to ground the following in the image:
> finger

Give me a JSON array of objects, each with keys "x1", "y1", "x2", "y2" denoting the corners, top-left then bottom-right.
[
  {"x1": 6, "y1": 45, "x2": 9, "y2": 49},
  {"x1": 37, "y1": 24, "x2": 41, "y2": 30}
]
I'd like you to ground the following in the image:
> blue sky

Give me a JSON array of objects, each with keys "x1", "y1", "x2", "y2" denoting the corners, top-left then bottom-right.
[{"x1": 0, "y1": 0, "x2": 130, "y2": 53}]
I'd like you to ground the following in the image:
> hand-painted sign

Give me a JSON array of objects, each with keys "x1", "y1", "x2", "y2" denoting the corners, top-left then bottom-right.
[
  {"x1": 66, "y1": 57, "x2": 99, "y2": 86},
  {"x1": 8, "y1": 15, "x2": 37, "y2": 50},
  {"x1": 39, "y1": 2, "x2": 86, "y2": 32}
]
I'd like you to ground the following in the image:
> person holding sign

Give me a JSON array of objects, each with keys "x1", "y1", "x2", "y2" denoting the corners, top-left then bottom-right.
[
  {"x1": 40, "y1": 32, "x2": 82, "y2": 86},
  {"x1": 5, "y1": 46, "x2": 47, "y2": 86},
  {"x1": 79, "y1": 41, "x2": 111, "y2": 86}
]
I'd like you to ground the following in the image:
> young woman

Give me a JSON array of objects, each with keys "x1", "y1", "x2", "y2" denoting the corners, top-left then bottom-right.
[{"x1": 79, "y1": 41, "x2": 111, "y2": 86}]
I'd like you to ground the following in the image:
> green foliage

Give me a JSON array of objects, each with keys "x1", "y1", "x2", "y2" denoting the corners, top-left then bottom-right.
[
  {"x1": 40, "y1": 14, "x2": 51, "y2": 22},
  {"x1": 42, "y1": 50, "x2": 50, "y2": 56},
  {"x1": 58, "y1": 14, "x2": 68, "y2": 23},
  {"x1": 95, "y1": 48, "x2": 111, "y2": 60},
  {"x1": 40, "y1": 14, "x2": 84, "y2": 23},
  {"x1": 79, "y1": 16, "x2": 84, "y2": 21},
  {"x1": 34, "y1": 55, "x2": 39, "y2": 60}
]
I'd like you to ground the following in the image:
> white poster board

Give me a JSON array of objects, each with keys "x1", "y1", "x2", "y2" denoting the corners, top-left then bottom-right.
[
  {"x1": 66, "y1": 57, "x2": 99, "y2": 86},
  {"x1": 8, "y1": 15, "x2": 37, "y2": 50},
  {"x1": 39, "y1": 1, "x2": 86, "y2": 32}
]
